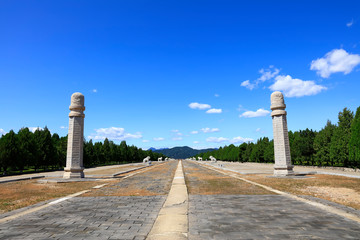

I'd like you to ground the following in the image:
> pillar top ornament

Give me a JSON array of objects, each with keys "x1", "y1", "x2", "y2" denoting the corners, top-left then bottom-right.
[
  {"x1": 270, "y1": 91, "x2": 286, "y2": 116},
  {"x1": 69, "y1": 92, "x2": 85, "y2": 118}
]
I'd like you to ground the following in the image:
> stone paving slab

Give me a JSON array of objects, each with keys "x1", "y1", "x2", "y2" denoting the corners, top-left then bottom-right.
[
  {"x1": 204, "y1": 161, "x2": 360, "y2": 178},
  {"x1": 0, "y1": 196, "x2": 166, "y2": 240},
  {"x1": 0, "y1": 163, "x2": 147, "y2": 184},
  {"x1": 189, "y1": 194, "x2": 360, "y2": 239}
]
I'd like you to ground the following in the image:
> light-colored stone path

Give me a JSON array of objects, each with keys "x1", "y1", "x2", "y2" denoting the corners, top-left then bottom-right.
[
  {"x1": 0, "y1": 162, "x2": 146, "y2": 183},
  {"x1": 204, "y1": 160, "x2": 360, "y2": 178},
  {"x1": 147, "y1": 160, "x2": 188, "y2": 240}
]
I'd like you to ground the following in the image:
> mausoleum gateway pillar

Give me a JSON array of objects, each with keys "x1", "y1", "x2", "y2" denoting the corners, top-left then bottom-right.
[
  {"x1": 270, "y1": 91, "x2": 294, "y2": 176},
  {"x1": 63, "y1": 92, "x2": 85, "y2": 179}
]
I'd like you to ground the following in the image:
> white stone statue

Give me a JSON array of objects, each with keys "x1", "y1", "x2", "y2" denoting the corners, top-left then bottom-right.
[
  {"x1": 143, "y1": 156, "x2": 150, "y2": 163},
  {"x1": 210, "y1": 156, "x2": 217, "y2": 162},
  {"x1": 198, "y1": 157, "x2": 202, "y2": 161},
  {"x1": 158, "y1": 157, "x2": 163, "y2": 162}
]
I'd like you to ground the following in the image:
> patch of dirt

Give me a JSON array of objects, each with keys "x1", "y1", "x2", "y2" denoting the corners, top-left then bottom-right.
[
  {"x1": 242, "y1": 173, "x2": 360, "y2": 210},
  {"x1": 183, "y1": 161, "x2": 275, "y2": 195},
  {"x1": 301, "y1": 186, "x2": 360, "y2": 209},
  {"x1": 0, "y1": 180, "x2": 102, "y2": 213},
  {"x1": 83, "y1": 161, "x2": 177, "y2": 197}
]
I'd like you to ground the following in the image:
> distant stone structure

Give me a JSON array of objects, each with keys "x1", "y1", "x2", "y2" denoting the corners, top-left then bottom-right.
[
  {"x1": 63, "y1": 92, "x2": 85, "y2": 179},
  {"x1": 270, "y1": 91, "x2": 294, "y2": 176},
  {"x1": 143, "y1": 156, "x2": 150, "y2": 163},
  {"x1": 210, "y1": 156, "x2": 217, "y2": 162}
]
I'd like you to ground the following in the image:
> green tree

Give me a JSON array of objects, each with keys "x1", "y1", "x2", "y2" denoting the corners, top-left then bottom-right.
[
  {"x1": 314, "y1": 120, "x2": 335, "y2": 166},
  {"x1": 238, "y1": 143, "x2": 248, "y2": 162},
  {"x1": 330, "y1": 108, "x2": 354, "y2": 167},
  {"x1": 119, "y1": 141, "x2": 128, "y2": 163},
  {"x1": 349, "y1": 106, "x2": 360, "y2": 168},
  {"x1": 0, "y1": 130, "x2": 19, "y2": 174},
  {"x1": 264, "y1": 140, "x2": 274, "y2": 163},
  {"x1": 17, "y1": 128, "x2": 36, "y2": 172}
]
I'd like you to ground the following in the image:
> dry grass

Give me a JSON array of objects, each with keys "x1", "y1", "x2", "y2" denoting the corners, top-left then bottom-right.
[
  {"x1": 0, "y1": 180, "x2": 106, "y2": 214},
  {"x1": 183, "y1": 163, "x2": 274, "y2": 195},
  {"x1": 242, "y1": 174, "x2": 360, "y2": 209}
]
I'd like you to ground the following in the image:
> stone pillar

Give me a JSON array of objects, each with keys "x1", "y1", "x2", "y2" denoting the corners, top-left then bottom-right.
[
  {"x1": 270, "y1": 91, "x2": 294, "y2": 176},
  {"x1": 63, "y1": 92, "x2": 85, "y2": 179}
]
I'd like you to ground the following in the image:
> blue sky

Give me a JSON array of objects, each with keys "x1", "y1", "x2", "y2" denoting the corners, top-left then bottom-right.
[{"x1": 1, "y1": 0, "x2": 360, "y2": 150}]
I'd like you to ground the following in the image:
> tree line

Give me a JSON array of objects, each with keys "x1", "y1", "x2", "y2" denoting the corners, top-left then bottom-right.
[
  {"x1": 0, "y1": 127, "x2": 166, "y2": 175},
  {"x1": 196, "y1": 107, "x2": 360, "y2": 168}
]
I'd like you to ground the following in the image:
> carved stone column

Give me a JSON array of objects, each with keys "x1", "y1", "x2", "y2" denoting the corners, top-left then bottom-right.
[
  {"x1": 63, "y1": 92, "x2": 85, "y2": 179},
  {"x1": 271, "y1": 91, "x2": 294, "y2": 176}
]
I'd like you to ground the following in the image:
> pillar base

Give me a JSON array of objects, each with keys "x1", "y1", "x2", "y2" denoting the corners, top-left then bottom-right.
[
  {"x1": 274, "y1": 166, "x2": 294, "y2": 176},
  {"x1": 63, "y1": 168, "x2": 85, "y2": 179}
]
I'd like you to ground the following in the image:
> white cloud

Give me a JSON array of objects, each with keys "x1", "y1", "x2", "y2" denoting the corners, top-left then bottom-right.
[
  {"x1": 230, "y1": 136, "x2": 254, "y2": 144},
  {"x1": 0, "y1": 129, "x2": 6, "y2": 136},
  {"x1": 206, "y1": 136, "x2": 253, "y2": 144},
  {"x1": 201, "y1": 127, "x2": 220, "y2": 133},
  {"x1": 214, "y1": 93, "x2": 220, "y2": 97},
  {"x1": 256, "y1": 128, "x2": 261, "y2": 132},
  {"x1": 242, "y1": 66, "x2": 281, "y2": 91},
  {"x1": 239, "y1": 108, "x2": 270, "y2": 118},
  {"x1": 347, "y1": 19, "x2": 354, "y2": 27},
  {"x1": 171, "y1": 129, "x2": 183, "y2": 136},
  {"x1": 172, "y1": 137, "x2": 183, "y2": 141},
  {"x1": 310, "y1": 49, "x2": 360, "y2": 78},
  {"x1": 206, "y1": 137, "x2": 228, "y2": 143},
  {"x1": 269, "y1": 75, "x2": 327, "y2": 97},
  {"x1": 142, "y1": 140, "x2": 150, "y2": 143},
  {"x1": 193, "y1": 141, "x2": 200, "y2": 144},
  {"x1": 29, "y1": 127, "x2": 43, "y2": 133},
  {"x1": 257, "y1": 67, "x2": 280, "y2": 82},
  {"x1": 206, "y1": 108, "x2": 222, "y2": 114},
  {"x1": 92, "y1": 89, "x2": 98, "y2": 93},
  {"x1": 88, "y1": 127, "x2": 142, "y2": 141},
  {"x1": 153, "y1": 137, "x2": 165, "y2": 141},
  {"x1": 189, "y1": 102, "x2": 211, "y2": 110},
  {"x1": 241, "y1": 80, "x2": 256, "y2": 90},
  {"x1": 190, "y1": 131, "x2": 199, "y2": 134},
  {"x1": 60, "y1": 126, "x2": 67, "y2": 129}
]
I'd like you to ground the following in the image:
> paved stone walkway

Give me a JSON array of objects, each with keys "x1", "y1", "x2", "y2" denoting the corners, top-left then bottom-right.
[
  {"x1": 0, "y1": 196, "x2": 165, "y2": 240},
  {"x1": 204, "y1": 161, "x2": 360, "y2": 178},
  {"x1": 0, "y1": 163, "x2": 147, "y2": 183},
  {"x1": 189, "y1": 195, "x2": 360, "y2": 239},
  {"x1": 1, "y1": 160, "x2": 360, "y2": 239}
]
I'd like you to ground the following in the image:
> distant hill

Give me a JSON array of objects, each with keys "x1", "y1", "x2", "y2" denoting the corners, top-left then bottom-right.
[
  {"x1": 151, "y1": 146, "x2": 217, "y2": 159},
  {"x1": 148, "y1": 147, "x2": 169, "y2": 151}
]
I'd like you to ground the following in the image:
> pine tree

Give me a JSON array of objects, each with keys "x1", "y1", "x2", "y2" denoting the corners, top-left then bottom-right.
[
  {"x1": 0, "y1": 130, "x2": 19, "y2": 174},
  {"x1": 330, "y1": 108, "x2": 354, "y2": 167},
  {"x1": 349, "y1": 106, "x2": 360, "y2": 168},
  {"x1": 17, "y1": 127, "x2": 36, "y2": 172},
  {"x1": 314, "y1": 120, "x2": 335, "y2": 166}
]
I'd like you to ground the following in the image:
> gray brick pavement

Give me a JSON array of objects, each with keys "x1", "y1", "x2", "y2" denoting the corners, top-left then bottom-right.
[
  {"x1": 0, "y1": 196, "x2": 165, "y2": 240},
  {"x1": 189, "y1": 194, "x2": 360, "y2": 239}
]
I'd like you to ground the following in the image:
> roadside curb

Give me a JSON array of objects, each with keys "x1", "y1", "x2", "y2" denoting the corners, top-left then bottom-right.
[{"x1": 0, "y1": 175, "x2": 45, "y2": 184}]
